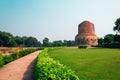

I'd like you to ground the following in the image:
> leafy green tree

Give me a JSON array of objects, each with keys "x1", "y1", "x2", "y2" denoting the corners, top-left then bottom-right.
[
  {"x1": 113, "y1": 17, "x2": 120, "y2": 34},
  {"x1": 114, "y1": 34, "x2": 120, "y2": 43},
  {"x1": 63, "y1": 40, "x2": 67, "y2": 46},
  {"x1": 14, "y1": 36, "x2": 24, "y2": 46},
  {"x1": 24, "y1": 37, "x2": 40, "y2": 47},
  {"x1": 0, "y1": 31, "x2": 16, "y2": 47},
  {"x1": 98, "y1": 38, "x2": 104, "y2": 45},
  {"x1": 53, "y1": 40, "x2": 62, "y2": 47},
  {"x1": 8, "y1": 39, "x2": 17, "y2": 47},
  {"x1": 43, "y1": 37, "x2": 49, "y2": 47},
  {"x1": 104, "y1": 34, "x2": 114, "y2": 44},
  {"x1": 67, "y1": 40, "x2": 75, "y2": 47}
]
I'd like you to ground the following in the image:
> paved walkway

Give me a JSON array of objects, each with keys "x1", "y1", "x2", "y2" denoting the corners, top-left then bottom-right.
[{"x1": 0, "y1": 50, "x2": 41, "y2": 80}]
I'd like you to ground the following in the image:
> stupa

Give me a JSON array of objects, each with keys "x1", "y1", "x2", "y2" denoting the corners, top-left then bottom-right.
[{"x1": 75, "y1": 21, "x2": 98, "y2": 46}]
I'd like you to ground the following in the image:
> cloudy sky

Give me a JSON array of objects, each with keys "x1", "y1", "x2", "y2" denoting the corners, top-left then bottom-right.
[{"x1": 0, "y1": 0, "x2": 120, "y2": 42}]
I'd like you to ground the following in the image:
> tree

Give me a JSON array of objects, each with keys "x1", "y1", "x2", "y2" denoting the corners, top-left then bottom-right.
[
  {"x1": 67, "y1": 40, "x2": 75, "y2": 47},
  {"x1": 8, "y1": 39, "x2": 17, "y2": 47},
  {"x1": 24, "y1": 37, "x2": 40, "y2": 47},
  {"x1": 98, "y1": 38, "x2": 104, "y2": 45},
  {"x1": 0, "y1": 31, "x2": 16, "y2": 47},
  {"x1": 43, "y1": 37, "x2": 49, "y2": 47},
  {"x1": 104, "y1": 34, "x2": 114, "y2": 44},
  {"x1": 63, "y1": 40, "x2": 67, "y2": 46},
  {"x1": 53, "y1": 40, "x2": 63, "y2": 47},
  {"x1": 113, "y1": 17, "x2": 120, "y2": 34},
  {"x1": 114, "y1": 34, "x2": 120, "y2": 43},
  {"x1": 14, "y1": 36, "x2": 23, "y2": 46}
]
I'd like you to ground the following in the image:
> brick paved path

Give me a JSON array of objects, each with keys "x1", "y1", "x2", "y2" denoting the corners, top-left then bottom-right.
[{"x1": 0, "y1": 50, "x2": 41, "y2": 80}]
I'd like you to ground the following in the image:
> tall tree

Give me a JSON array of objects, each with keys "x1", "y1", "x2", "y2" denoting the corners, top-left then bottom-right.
[
  {"x1": 67, "y1": 40, "x2": 75, "y2": 47},
  {"x1": 43, "y1": 37, "x2": 49, "y2": 47},
  {"x1": 53, "y1": 40, "x2": 62, "y2": 47},
  {"x1": 14, "y1": 36, "x2": 23, "y2": 46},
  {"x1": 113, "y1": 17, "x2": 120, "y2": 34},
  {"x1": 104, "y1": 34, "x2": 114, "y2": 44},
  {"x1": 114, "y1": 34, "x2": 120, "y2": 43},
  {"x1": 63, "y1": 40, "x2": 67, "y2": 46},
  {"x1": 24, "y1": 37, "x2": 40, "y2": 47},
  {"x1": 0, "y1": 31, "x2": 16, "y2": 47},
  {"x1": 98, "y1": 38, "x2": 104, "y2": 45}
]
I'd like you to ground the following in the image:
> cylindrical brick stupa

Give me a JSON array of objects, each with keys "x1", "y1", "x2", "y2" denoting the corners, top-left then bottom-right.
[{"x1": 75, "y1": 21, "x2": 98, "y2": 46}]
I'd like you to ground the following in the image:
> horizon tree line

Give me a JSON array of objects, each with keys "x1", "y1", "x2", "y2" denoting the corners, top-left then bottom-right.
[{"x1": 0, "y1": 31, "x2": 75, "y2": 47}]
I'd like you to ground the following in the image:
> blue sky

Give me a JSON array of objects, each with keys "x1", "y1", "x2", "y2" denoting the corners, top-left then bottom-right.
[{"x1": 0, "y1": 0, "x2": 120, "y2": 42}]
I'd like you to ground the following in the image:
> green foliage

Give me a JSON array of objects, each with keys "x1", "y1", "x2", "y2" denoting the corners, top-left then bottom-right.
[
  {"x1": 24, "y1": 37, "x2": 41, "y2": 47},
  {"x1": 0, "y1": 54, "x2": 4, "y2": 67},
  {"x1": 0, "y1": 31, "x2": 16, "y2": 47},
  {"x1": 35, "y1": 48, "x2": 79, "y2": 80},
  {"x1": 113, "y1": 17, "x2": 120, "y2": 33},
  {"x1": 78, "y1": 45, "x2": 88, "y2": 48},
  {"x1": 3, "y1": 53, "x2": 17, "y2": 64},
  {"x1": 53, "y1": 40, "x2": 63, "y2": 46},
  {"x1": 2, "y1": 49, "x2": 37, "y2": 65},
  {"x1": 0, "y1": 30, "x2": 42, "y2": 47},
  {"x1": 4, "y1": 54, "x2": 14, "y2": 64},
  {"x1": 98, "y1": 38, "x2": 104, "y2": 45},
  {"x1": 20, "y1": 49, "x2": 36, "y2": 56},
  {"x1": 104, "y1": 34, "x2": 114, "y2": 44},
  {"x1": 48, "y1": 47, "x2": 120, "y2": 80},
  {"x1": 14, "y1": 36, "x2": 24, "y2": 46},
  {"x1": 97, "y1": 43, "x2": 120, "y2": 48},
  {"x1": 43, "y1": 37, "x2": 50, "y2": 47},
  {"x1": 98, "y1": 34, "x2": 120, "y2": 48},
  {"x1": 114, "y1": 34, "x2": 120, "y2": 43}
]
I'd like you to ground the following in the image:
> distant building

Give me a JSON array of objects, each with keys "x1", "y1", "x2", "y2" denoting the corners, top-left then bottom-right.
[{"x1": 75, "y1": 21, "x2": 98, "y2": 46}]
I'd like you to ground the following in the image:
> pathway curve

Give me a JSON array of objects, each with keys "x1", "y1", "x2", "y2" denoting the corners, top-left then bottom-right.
[{"x1": 0, "y1": 50, "x2": 41, "y2": 80}]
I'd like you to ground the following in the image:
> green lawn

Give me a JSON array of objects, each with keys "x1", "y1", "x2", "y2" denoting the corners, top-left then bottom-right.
[{"x1": 48, "y1": 47, "x2": 120, "y2": 80}]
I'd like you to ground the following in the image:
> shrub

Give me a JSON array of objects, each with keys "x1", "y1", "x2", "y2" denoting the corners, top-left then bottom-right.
[
  {"x1": 10, "y1": 53, "x2": 17, "y2": 60},
  {"x1": 0, "y1": 54, "x2": 4, "y2": 67},
  {"x1": 78, "y1": 45, "x2": 88, "y2": 49},
  {"x1": 4, "y1": 54, "x2": 14, "y2": 64},
  {"x1": 35, "y1": 48, "x2": 79, "y2": 80},
  {"x1": 20, "y1": 49, "x2": 36, "y2": 56},
  {"x1": 3, "y1": 48, "x2": 37, "y2": 65}
]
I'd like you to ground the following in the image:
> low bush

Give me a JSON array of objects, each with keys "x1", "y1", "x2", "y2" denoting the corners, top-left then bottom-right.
[
  {"x1": 4, "y1": 54, "x2": 14, "y2": 64},
  {"x1": 3, "y1": 52, "x2": 18, "y2": 64},
  {"x1": 35, "y1": 48, "x2": 79, "y2": 80},
  {"x1": 3, "y1": 48, "x2": 37, "y2": 65},
  {"x1": 78, "y1": 45, "x2": 88, "y2": 49},
  {"x1": 20, "y1": 49, "x2": 36, "y2": 56},
  {"x1": 0, "y1": 54, "x2": 4, "y2": 67}
]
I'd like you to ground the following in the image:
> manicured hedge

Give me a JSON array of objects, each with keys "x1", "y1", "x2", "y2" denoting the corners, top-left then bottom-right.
[
  {"x1": 78, "y1": 45, "x2": 88, "y2": 49},
  {"x1": 35, "y1": 48, "x2": 79, "y2": 80},
  {"x1": 0, "y1": 54, "x2": 4, "y2": 67}
]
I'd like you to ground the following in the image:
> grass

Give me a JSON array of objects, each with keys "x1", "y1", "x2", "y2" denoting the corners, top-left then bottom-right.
[{"x1": 48, "y1": 47, "x2": 120, "y2": 80}]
